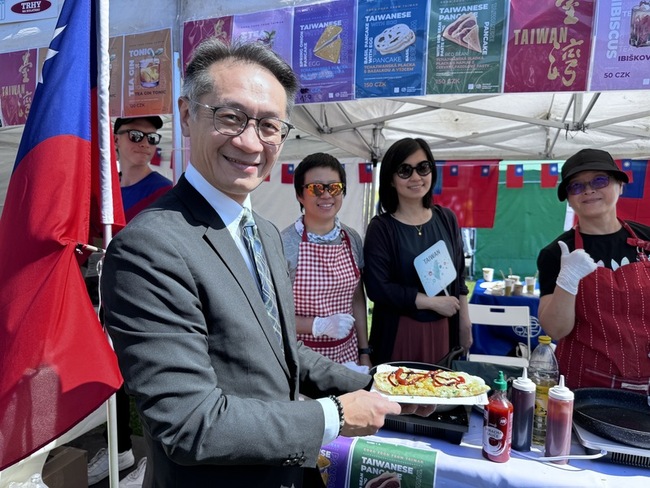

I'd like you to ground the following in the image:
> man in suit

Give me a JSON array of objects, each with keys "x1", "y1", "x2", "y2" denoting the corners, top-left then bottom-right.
[{"x1": 101, "y1": 39, "x2": 420, "y2": 487}]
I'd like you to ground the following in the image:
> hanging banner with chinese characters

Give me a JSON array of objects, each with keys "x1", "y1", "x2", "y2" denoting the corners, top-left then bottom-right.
[
  {"x1": 590, "y1": 0, "x2": 650, "y2": 90},
  {"x1": 293, "y1": 0, "x2": 356, "y2": 104},
  {"x1": 182, "y1": 16, "x2": 233, "y2": 74},
  {"x1": 0, "y1": 50, "x2": 37, "y2": 127},
  {"x1": 504, "y1": 0, "x2": 595, "y2": 92},
  {"x1": 122, "y1": 29, "x2": 173, "y2": 117},
  {"x1": 355, "y1": 0, "x2": 429, "y2": 98},
  {"x1": 427, "y1": 0, "x2": 507, "y2": 94}
]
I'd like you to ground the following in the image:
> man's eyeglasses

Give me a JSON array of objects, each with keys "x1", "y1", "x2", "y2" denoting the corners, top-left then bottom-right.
[
  {"x1": 116, "y1": 129, "x2": 162, "y2": 146},
  {"x1": 187, "y1": 99, "x2": 293, "y2": 146},
  {"x1": 395, "y1": 161, "x2": 434, "y2": 179},
  {"x1": 303, "y1": 182, "x2": 345, "y2": 197},
  {"x1": 566, "y1": 175, "x2": 611, "y2": 196}
]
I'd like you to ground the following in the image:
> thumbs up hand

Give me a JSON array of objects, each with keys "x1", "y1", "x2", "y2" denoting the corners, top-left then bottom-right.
[{"x1": 555, "y1": 240, "x2": 597, "y2": 295}]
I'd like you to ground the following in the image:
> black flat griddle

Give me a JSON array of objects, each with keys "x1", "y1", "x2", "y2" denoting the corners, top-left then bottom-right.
[{"x1": 573, "y1": 388, "x2": 650, "y2": 449}]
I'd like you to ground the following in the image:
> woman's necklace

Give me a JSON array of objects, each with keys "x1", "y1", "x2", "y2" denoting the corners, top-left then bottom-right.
[{"x1": 392, "y1": 209, "x2": 429, "y2": 236}]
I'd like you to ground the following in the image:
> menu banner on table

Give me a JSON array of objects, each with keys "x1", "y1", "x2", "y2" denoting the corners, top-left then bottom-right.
[
  {"x1": 427, "y1": 0, "x2": 507, "y2": 94},
  {"x1": 182, "y1": 16, "x2": 233, "y2": 73},
  {"x1": 122, "y1": 29, "x2": 173, "y2": 117},
  {"x1": 109, "y1": 36, "x2": 124, "y2": 118},
  {"x1": 320, "y1": 436, "x2": 438, "y2": 488},
  {"x1": 233, "y1": 8, "x2": 293, "y2": 67},
  {"x1": 293, "y1": 0, "x2": 356, "y2": 104},
  {"x1": 504, "y1": 0, "x2": 595, "y2": 92},
  {"x1": 355, "y1": 0, "x2": 429, "y2": 99},
  {"x1": 590, "y1": 0, "x2": 650, "y2": 90},
  {"x1": 0, "y1": 49, "x2": 37, "y2": 127}
]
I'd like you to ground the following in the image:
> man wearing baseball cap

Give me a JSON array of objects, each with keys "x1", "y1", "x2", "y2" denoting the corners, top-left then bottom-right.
[
  {"x1": 113, "y1": 116, "x2": 173, "y2": 222},
  {"x1": 536, "y1": 148, "x2": 650, "y2": 393},
  {"x1": 87, "y1": 115, "x2": 173, "y2": 486}
]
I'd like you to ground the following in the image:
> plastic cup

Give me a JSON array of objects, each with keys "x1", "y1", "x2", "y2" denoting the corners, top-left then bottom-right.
[
  {"x1": 508, "y1": 274, "x2": 521, "y2": 284},
  {"x1": 514, "y1": 283, "x2": 524, "y2": 296},
  {"x1": 525, "y1": 276, "x2": 536, "y2": 295},
  {"x1": 504, "y1": 278, "x2": 515, "y2": 296},
  {"x1": 482, "y1": 267, "x2": 494, "y2": 282}
]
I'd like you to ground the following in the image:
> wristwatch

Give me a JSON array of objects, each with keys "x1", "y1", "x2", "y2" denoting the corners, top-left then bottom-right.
[{"x1": 358, "y1": 346, "x2": 373, "y2": 355}]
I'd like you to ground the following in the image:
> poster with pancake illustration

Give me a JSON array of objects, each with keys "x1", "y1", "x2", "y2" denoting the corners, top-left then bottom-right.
[
  {"x1": 292, "y1": 0, "x2": 356, "y2": 104},
  {"x1": 427, "y1": 0, "x2": 507, "y2": 94},
  {"x1": 232, "y1": 7, "x2": 292, "y2": 67},
  {"x1": 356, "y1": 0, "x2": 429, "y2": 98}
]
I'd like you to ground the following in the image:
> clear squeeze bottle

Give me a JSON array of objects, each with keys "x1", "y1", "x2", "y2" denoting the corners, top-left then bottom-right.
[
  {"x1": 529, "y1": 335, "x2": 559, "y2": 445},
  {"x1": 545, "y1": 375, "x2": 574, "y2": 464},
  {"x1": 511, "y1": 368, "x2": 536, "y2": 451},
  {"x1": 482, "y1": 371, "x2": 513, "y2": 463}
]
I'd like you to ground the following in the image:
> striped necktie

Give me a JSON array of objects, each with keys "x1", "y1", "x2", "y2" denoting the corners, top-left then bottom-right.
[{"x1": 240, "y1": 208, "x2": 284, "y2": 352}]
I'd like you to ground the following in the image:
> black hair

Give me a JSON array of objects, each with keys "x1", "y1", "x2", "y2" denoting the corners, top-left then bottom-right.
[
  {"x1": 293, "y1": 152, "x2": 347, "y2": 211},
  {"x1": 377, "y1": 137, "x2": 436, "y2": 214},
  {"x1": 182, "y1": 38, "x2": 299, "y2": 117}
]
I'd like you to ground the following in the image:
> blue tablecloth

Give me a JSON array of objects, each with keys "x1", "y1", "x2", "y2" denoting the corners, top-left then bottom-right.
[{"x1": 469, "y1": 279, "x2": 545, "y2": 357}]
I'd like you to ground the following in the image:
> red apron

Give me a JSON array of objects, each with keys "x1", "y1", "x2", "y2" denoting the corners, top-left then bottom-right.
[
  {"x1": 294, "y1": 229, "x2": 361, "y2": 363},
  {"x1": 557, "y1": 221, "x2": 650, "y2": 393}
]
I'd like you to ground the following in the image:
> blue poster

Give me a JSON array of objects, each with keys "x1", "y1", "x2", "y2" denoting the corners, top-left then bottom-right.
[
  {"x1": 293, "y1": 0, "x2": 357, "y2": 104},
  {"x1": 355, "y1": 0, "x2": 430, "y2": 98}
]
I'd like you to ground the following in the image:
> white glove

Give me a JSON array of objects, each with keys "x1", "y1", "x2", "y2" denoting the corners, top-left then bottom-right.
[
  {"x1": 312, "y1": 313, "x2": 355, "y2": 339},
  {"x1": 556, "y1": 240, "x2": 597, "y2": 295}
]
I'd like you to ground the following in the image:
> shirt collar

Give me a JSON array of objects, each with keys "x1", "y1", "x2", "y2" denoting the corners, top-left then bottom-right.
[{"x1": 185, "y1": 163, "x2": 251, "y2": 230}]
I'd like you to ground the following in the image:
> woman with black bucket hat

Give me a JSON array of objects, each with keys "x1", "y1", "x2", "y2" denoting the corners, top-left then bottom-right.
[{"x1": 536, "y1": 148, "x2": 650, "y2": 393}]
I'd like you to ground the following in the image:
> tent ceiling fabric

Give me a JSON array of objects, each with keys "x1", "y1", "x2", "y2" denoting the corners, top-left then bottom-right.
[
  {"x1": 291, "y1": 91, "x2": 650, "y2": 161},
  {"x1": 2, "y1": 0, "x2": 650, "y2": 211}
]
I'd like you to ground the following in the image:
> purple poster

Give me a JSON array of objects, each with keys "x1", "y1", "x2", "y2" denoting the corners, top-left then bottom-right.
[
  {"x1": 232, "y1": 8, "x2": 293, "y2": 66},
  {"x1": 504, "y1": 0, "x2": 595, "y2": 92},
  {"x1": 292, "y1": 0, "x2": 356, "y2": 104},
  {"x1": 320, "y1": 436, "x2": 354, "y2": 488},
  {"x1": 590, "y1": 0, "x2": 650, "y2": 90},
  {"x1": 182, "y1": 16, "x2": 233, "y2": 74},
  {"x1": 0, "y1": 50, "x2": 38, "y2": 127},
  {"x1": 355, "y1": 0, "x2": 429, "y2": 99}
]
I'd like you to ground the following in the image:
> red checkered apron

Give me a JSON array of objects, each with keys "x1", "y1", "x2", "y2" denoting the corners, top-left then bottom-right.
[
  {"x1": 294, "y1": 229, "x2": 361, "y2": 363},
  {"x1": 557, "y1": 221, "x2": 650, "y2": 393}
]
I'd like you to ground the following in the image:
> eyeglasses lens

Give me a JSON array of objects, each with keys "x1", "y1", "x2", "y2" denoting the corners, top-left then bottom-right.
[
  {"x1": 213, "y1": 106, "x2": 290, "y2": 146},
  {"x1": 396, "y1": 161, "x2": 432, "y2": 179},
  {"x1": 125, "y1": 130, "x2": 160, "y2": 145},
  {"x1": 567, "y1": 175, "x2": 610, "y2": 195},
  {"x1": 305, "y1": 183, "x2": 344, "y2": 197}
]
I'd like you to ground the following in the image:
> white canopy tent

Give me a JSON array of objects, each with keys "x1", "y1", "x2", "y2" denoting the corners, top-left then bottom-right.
[{"x1": 2, "y1": 0, "x2": 650, "y2": 214}]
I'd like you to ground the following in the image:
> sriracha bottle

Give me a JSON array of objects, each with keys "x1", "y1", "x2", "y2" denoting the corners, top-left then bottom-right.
[{"x1": 482, "y1": 371, "x2": 513, "y2": 463}]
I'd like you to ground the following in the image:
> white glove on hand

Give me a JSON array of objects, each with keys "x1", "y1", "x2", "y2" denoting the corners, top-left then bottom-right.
[
  {"x1": 556, "y1": 240, "x2": 597, "y2": 295},
  {"x1": 312, "y1": 313, "x2": 355, "y2": 339}
]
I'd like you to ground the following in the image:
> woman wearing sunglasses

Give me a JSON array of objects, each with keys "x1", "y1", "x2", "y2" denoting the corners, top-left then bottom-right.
[
  {"x1": 537, "y1": 148, "x2": 650, "y2": 392},
  {"x1": 281, "y1": 153, "x2": 371, "y2": 370},
  {"x1": 363, "y1": 137, "x2": 472, "y2": 366}
]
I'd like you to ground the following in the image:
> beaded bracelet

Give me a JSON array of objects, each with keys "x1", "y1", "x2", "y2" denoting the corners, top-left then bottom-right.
[{"x1": 329, "y1": 395, "x2": 345, "y2": 435}]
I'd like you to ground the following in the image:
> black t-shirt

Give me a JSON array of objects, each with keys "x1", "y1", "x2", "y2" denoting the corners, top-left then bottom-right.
[{"x1": 537, "y1": 221, "x2": 650, "y2": 297}]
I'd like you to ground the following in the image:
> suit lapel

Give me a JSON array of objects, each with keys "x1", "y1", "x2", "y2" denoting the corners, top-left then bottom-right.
[{"x1": 174, "y1": 177, "x2": 291, "y2": 375}]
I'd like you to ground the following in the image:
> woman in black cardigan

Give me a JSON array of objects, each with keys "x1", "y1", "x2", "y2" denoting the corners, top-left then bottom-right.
[{"x1": 363, "y1": 137, "x2": 472, "y2": 365}]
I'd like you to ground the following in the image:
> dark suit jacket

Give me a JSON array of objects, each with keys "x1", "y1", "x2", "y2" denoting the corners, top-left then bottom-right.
[{"x1": 102, "y1": 175, "x2": 370, "y2": 487}]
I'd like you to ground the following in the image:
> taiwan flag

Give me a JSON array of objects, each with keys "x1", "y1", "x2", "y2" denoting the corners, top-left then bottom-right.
[
  {"x1": 506, "y1": 164, "x2": 524, "y2": 188},
  {"x1": 281, "y1": 163, "x2": 295, "y2": 184},
  {"x1": 443, "y1": 163, "x2": 459, "y2": 188},
  {"x1": 541, "y1": 163, "x2": 559, "y2": 188},
  {"x1": 617, "y1": 159, "x2": 650, "y2": 226},
  {"x1": 0, "y1": 0, "x2": 123, "y2": 470},
  {"x1": 434, "y1": 161, "x2": 499, "y2": 228},
  {"x1": 617, "y1": 159, "x2": 635, "y2": 183},
  {"x1": 358, "y1": 162, "x2": 373, "y2": 183}
]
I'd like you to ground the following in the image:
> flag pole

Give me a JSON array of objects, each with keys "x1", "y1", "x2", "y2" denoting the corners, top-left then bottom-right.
[{"x1": 96, "y1": 0, "x2": 120, "y2": 487}]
